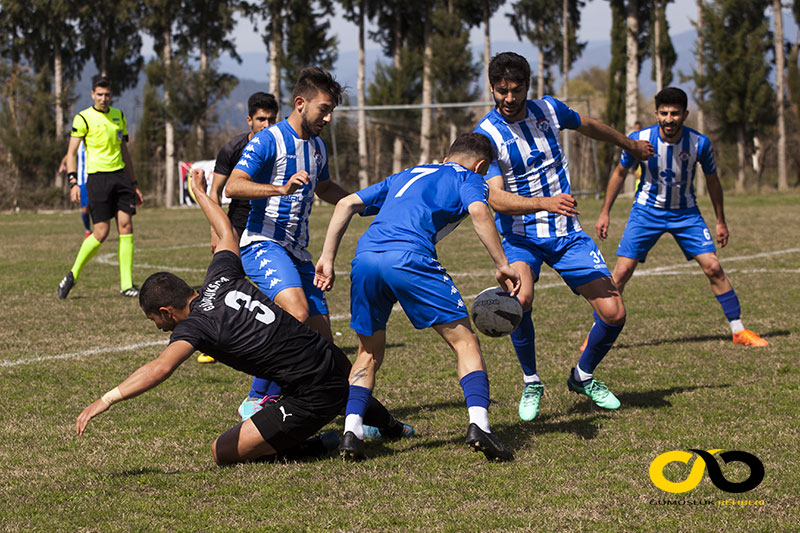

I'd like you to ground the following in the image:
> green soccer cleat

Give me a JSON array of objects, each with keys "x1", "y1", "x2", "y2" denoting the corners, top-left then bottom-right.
[
  {"x1": 567, "y1": 369, "x2": 620, "y2": 410},
  {"x1": 518, "y1": 383, "x2": 544, "y2": 421}
]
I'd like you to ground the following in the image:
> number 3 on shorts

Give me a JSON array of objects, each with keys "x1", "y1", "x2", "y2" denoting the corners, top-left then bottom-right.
[{"x1": 590, "y1": 250, "x2": 605, "y2": 264}]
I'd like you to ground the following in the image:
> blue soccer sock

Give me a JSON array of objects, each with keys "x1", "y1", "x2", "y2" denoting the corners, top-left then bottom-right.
[
  {"x1": 577, "y1": 312, "x2": 624, "y2": 378},
  {"x1": 715, "y1": 289, "x2": 743, "y2": 333},
  {"x1": 81, "y1": 212, "x2": 91, "y2": 232},
  {"x1": 344, "y1": 385, "x2": 373, "y2": 440},
  {"x1": 460, "y1": 370, "x2": 490, "y2": 432},
  {"x1": 510, "y1": 310, "x2": 537, "y2": 379},
  {"x1": 249, "y1": 377, "x2": 271, "y2": 398}
]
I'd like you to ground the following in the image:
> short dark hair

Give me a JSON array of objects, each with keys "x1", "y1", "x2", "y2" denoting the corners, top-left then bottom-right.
[
  {"x1": 91, "y1": 75, "x2": 112, "y2": 91},
  {"x1": 655, "y1": 87, "x2": 688, "y2": 110},
  {"x1": 488, "y1": 52, "x2": 531, "y2": 87},
  {"x1": 291, "y1": 66, "x2": 343, "y2": 105},
  {"x1": 448, "y1": 133, "x2": 495, "y2": 164},
  {"x1": 139, "y1": 272, "x2": 195, "y2": 315},
  {"x1": 248, "y1": 92, "x2": 278, "y2": 117}
]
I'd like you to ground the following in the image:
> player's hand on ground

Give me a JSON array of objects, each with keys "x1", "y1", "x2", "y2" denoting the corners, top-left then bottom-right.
[
  {"x1": 630, "y1": 140, "x2": 655, "y2": 161},
  {"x1": 596, "y1": 212, "x2": 610, "y2": 240},
  {"x1": 496, "y1": 264, "x2": 521, "y2": 298},
  {"x1": 543, "y1": 193, "x2": 579, "y2": 217},
  {"x1": 69, "y1": 184, "x2": 81, "y2": 203},
  {"x1": 282, "y1": 170, "x2": 309, "y2": 195},
  {"x1": 716, "y1": 221, "x2": 729, "y2": 247},
  {"x1": 313, "y1": 259, "x2": 335, "y2": 292},
  {"x1": 76, "y1": 398, "x2": 110, "y2": 436}
]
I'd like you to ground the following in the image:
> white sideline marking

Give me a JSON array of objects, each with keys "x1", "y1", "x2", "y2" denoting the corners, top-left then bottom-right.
[
  {"x1": 8, "y1": 247, "x2": 797, "y2": 367},
  {"x1": 1, "y1": 341, "x2": 167, "y2": 368}
]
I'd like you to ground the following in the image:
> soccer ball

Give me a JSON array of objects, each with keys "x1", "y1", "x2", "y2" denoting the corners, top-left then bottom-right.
[{"x1": 471, "y1": 287, "x2": 523, "y2": 337}]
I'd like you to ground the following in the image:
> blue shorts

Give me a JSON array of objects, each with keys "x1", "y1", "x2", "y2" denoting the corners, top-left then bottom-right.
[
  {"x1": 617, "y1": 205, "x2": 716, "y2": 262},
  {"x1": 350, "y1": 250, "x2": 468, "y2": 336},
  {"x1": 240, "y1": 240, "x2": 328, "y2": 316},
  {"x1": 503, "y1": 231, "x2": 612, "y2": 294}
]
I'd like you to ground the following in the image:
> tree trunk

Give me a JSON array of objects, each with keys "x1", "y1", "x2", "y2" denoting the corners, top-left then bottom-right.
[
  {"x1": 695, "y1": 0, "x2": 706, "y2": 196},
  {"x1": 654, "y1": 0, "x2": 663, "y2": 92},
  {"x1": 419, "y1": 9, "x2": 433, "y2": 165},
  {"x1": 562, "y1": 0, "x2": 569, "y2": 100},
  {"x1": 392, "y1": 8, "x2": 403, "y2": 174},
  {"x1": 99, "y1": 27, "x2": 108, "y2": 76},
  {"x1": 163, "y1": 29, "x2": 176, "y2": 208},
  {"x1": 357, "y1": 1, "x2": 369, "y2": 189},
  {"x1": 196, "y1": 42, "x2": 208, "y2": 158},
  {"x1": 736, "y1": 126, "x2": 746, "y2": 193},
  {"x1": 624, "y1": 0, "x2": 640, "y2": 196},
  {"x1": 774, "y1": 0, "x2": 788, "y2": 191},
  {"x1": 54, "y1": 45, "x2": 64, "y2": 188},
  {"x1": 269, "y1": 1, "x2": 282, "y2": 118},
  {"x1": 537, "y1": 48, "x2": 545, "y2": 98},
  {"x1": 483, "y1": 1, "x2": 492, "y2": 114}
]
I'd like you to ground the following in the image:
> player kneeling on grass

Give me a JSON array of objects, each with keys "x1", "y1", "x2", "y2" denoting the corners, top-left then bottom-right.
[
  {"x1": 76, "y1": 173, "x2": 409, "y2": 465},
  {"x1": 314, "y1": 133, "x2": 521, "y2": 462}
]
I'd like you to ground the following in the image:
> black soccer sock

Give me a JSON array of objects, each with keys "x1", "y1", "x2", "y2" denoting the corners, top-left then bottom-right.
[{"x1": 362, "y1": 396, "x2": 395, "y2": 430}]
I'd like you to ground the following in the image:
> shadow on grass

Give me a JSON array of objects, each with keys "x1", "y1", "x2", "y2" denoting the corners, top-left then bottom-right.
[
  {"x1": 616, "y1": 329, "x2": 791, "y2": 348},
  {"x1": 614, "y1": 383, "x2": 731, "y2": 409},
  {"x1": 111, "y1": 467, "x2": 180, "y2": 477}
]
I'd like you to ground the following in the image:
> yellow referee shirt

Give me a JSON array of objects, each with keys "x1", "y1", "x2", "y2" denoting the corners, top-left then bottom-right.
[{"x1": 71, "y1": 106, "x2": 128, "y2": 174}]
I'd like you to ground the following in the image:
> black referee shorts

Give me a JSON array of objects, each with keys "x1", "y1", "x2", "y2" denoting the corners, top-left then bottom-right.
[{"x1": 86, "y1": 169, "x2": 137, "y2": 223}]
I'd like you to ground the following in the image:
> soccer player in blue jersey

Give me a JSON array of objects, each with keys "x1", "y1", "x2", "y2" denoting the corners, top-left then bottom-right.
[
  {"x1": 595, "y1": 87, "x2": 768, "y2": 347},
  {"x1": 314, "y1": 133, "x2": 521, "y2": 462},
  {"x1": 225, "y1": 67, "x2": 393, "y2": 425},
  {"x1": 473, "y1": 52, "x2": 655, "y2": 420}
]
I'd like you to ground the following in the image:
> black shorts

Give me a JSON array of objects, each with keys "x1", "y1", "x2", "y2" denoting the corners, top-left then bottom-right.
[
  {"x1": 250, "y1": 344, "x2": 350, "y2": 453},
  {"x1": 86, "y1": 169, "x2": 137, "y2": 223}
]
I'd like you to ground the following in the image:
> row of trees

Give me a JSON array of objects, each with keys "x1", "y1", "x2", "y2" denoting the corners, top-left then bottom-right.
[{"x1": 1, "y1": 1, "x2": 799, "y2": 210}]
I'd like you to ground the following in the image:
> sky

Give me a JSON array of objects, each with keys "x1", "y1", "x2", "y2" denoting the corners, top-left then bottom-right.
[{"x1": 227, "y1": 0, "x2": 700, "y2": 55}]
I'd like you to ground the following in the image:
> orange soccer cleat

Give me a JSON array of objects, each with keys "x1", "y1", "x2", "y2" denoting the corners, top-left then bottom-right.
[{"x1": 732, "y1": 329, "x2": 769, "y2": 347}]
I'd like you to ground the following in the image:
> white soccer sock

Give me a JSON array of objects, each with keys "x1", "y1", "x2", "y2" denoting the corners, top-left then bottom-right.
[
  {"x1": 468, "y1": 406, "x2": 491, "y2": 433},
  {"x1": 344, "y1": 414, "x2": 364, "y2": 440},
  {"x1": 523, "y1": 372, "x2": 541, "y2": 384},
  {"x1": 574, "y1": 366, "x2": 593, "y2": 383},
  {"x1": 729, "y1": 319, "x2": 745, "y2": 334}
]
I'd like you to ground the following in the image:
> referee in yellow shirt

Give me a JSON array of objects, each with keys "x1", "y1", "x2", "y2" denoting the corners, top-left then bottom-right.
[{"x1": 58, "y1": 75, "x2": 143, "y2": 299}]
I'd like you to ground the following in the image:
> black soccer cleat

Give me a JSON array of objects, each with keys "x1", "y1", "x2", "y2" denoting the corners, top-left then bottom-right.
[
  {"x1": 465, "y1": 423, "x2": 514, "y2": 462},
  {"x1": 57, "y1": 271, "x2": 75, "y2": 300},
  {"x1": 120, "y1": 285, "x2": 140, "y2": 298},
  {"x1": 340, "y1": 431, "x2": 366, "y2": 461}
]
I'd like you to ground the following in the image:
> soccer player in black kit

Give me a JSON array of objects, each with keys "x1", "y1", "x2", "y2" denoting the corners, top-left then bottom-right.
[{"x1": 76, "y1": 173, "x2": 407, "y2": 465}]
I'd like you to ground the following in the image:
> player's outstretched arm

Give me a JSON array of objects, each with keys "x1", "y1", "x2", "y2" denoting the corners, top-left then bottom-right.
[
  {"x1": 206, "y1": 172, "x2": 230, "y2": 253},
  {"x1": 468, "y1": 201, "x2": 521, "y2": 297},
  {"x1": 486, "y1": 175, "x2": 579, "y2": 217},
  {"x1": 76, "y1": 341, "x2": 195, "y2": 435},
  {"x1": 576, "y1": 115, "x2": 654, "y2": 161},
  {"x1": 314, "y1": 193, "x2": 366, "y2": 292},
  {"x1": 704, "y1": 172, "x2": 729, "y2": 247},
  {"x1": 226, "y1": 168, "x2": 309, "y2": 200},
  {"x1": 191, "y1": 169, "x2": 240, "y2": 257},
  {"x1": 597, "y1": 163, "x2": 629, "y2": 240}
]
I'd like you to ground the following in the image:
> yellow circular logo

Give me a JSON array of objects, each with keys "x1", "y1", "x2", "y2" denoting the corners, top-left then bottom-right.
[{"x1": 649, "y1": 449, "x2": 722, "y2": 493}]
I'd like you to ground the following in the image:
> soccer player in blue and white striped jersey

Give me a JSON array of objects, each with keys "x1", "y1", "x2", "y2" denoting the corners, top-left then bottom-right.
[
  {"x1": 225, "y1": 67, "x2": 352, "y2": 415},
  {"x1": 596, "y1": 87, "x2": 767, "y2": 347},
  {"x1": 474, "y1": 52, "x2": 655, "y2": 419}
]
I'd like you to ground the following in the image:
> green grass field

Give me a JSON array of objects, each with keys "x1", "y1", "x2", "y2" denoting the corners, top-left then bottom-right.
[{"x1": 1, "y1": 193, "x2": 798, "y2": 531}]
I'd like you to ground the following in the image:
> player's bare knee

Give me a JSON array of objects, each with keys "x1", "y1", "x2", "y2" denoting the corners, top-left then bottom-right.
[{"x1": 703, "y1": 260, "x2": 724, "y2": 281}]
